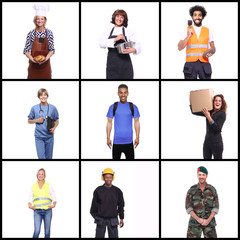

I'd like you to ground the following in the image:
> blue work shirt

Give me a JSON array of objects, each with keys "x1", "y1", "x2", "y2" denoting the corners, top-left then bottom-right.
[
  {"x1": 107, "y1": 102, "x2": 140, "y2": 144},
  {"x1": 28, "y1": 104, "x2": 59, "y2": 138}
]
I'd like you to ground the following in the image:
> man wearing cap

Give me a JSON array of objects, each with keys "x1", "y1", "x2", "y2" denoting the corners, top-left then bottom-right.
[
  {"x1": 90, "y1": 168, "x2": 125, "y2": 238},
  {"x1": 185, "y1": 166, "x2": 219, "y2": 238}
]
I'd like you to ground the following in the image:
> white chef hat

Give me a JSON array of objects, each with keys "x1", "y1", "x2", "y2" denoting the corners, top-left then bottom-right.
[{"x1": 33, "y1": 4, "x2": 50, "y2": 17}]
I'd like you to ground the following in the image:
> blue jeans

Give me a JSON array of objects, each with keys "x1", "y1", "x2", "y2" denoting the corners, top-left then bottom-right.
[{"x1": 33, "y1": 209, "x2": 52, "y2": 238}]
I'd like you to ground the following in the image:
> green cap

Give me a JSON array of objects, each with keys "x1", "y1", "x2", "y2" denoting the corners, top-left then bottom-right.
[{"x1": 197, "y1": 166, "x2": 208, "y2": 175}]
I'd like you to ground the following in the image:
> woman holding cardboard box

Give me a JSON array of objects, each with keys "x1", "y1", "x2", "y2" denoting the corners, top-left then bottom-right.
[{"x1": 191, "y1": 94, "x2": 227, "y2": 159}]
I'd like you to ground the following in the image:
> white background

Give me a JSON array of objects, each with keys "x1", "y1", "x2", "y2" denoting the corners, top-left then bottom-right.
[
  {"x1": 2, "y1": 161, "x2": 79, "y2": 238},
  {"x1": 161, "y1": 81, "x2": 238, "y2": 159},
  {"x1": 161, "y1": 161, "x2": 238, "y2": 238},
  {"x1": 81, "y1": 161, "x2": 159, "y2": 238},
  {"x1": 2, "y1": 81, "x2": 79, "y2": 159},
  {"x1": 161, "y1": 2, "x2": 238, "y2": 79},
  {"x1": 81, "y1": 2, "x2": 159, "y2": 79},
  {"x1": 2, "y1": 2, "x2": 79, "y2": 79},
  {"x1": 81, "y1": 81, "x2": 159, "y2": 159}
]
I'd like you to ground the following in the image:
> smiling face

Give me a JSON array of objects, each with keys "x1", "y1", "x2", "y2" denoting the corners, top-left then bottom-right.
[
  {"x1": 39, "y1": 92, "x2": 48, "y2": 104},
  {"x1": 115, "y1": 14, "x2": 124, "y2": 27},
  {"x1": 36, "y1": 16, "x2": 45, "y2": 28},
  {"x1": 192, "y1": 11, "x2": 203, "y2": 26},
  {"x1": 104, "y1": 174, "x2": 113, "y2": 186},
  {"x1": 37, "y1": 170, "x2": 45, "y2": 181},
  {"x1": 197, "y1": 172, "x2": 207, "y2": 184},
  {"x1": 214, "y1": 96, "x2": 222, "y2": 111},
  {"x1": 118, "y1": 87, "x2": 129, "y2": 103}
]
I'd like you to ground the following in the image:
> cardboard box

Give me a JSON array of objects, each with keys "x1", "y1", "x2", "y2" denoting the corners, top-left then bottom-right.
[{"x1": 190, "y1": 89, "x2": 214, "y2": 113}]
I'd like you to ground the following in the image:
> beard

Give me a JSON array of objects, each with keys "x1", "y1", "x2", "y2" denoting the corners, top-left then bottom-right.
[{"x1": 194, "y1": 19, "x2": 202, "y2": 26}]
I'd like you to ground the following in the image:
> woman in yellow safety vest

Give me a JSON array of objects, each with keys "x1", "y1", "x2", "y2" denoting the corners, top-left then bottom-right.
[{"x1": 28, "y1": 168, "x2": 57, "y2": 238}]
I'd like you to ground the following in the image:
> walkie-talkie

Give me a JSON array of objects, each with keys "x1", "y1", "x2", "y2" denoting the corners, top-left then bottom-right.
[{"x1": 188, "y1": 20, "x2": 193, "y2": 35}]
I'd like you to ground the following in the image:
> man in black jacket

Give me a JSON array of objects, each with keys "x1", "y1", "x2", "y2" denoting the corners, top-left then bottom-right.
[{"x1": 90, "y1": 168, "x2": 125, "y2": 238}]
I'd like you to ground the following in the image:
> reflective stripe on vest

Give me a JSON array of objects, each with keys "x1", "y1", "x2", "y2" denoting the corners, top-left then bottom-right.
[
  {"x1": 186, "y1": 26, "x2": 209, "y2": 63},
  {"x1": 186, "y1": 53, "x2": 205, "y2": 57},
  {"x1": 32, "y1": 182, "x2": 53, "y2": 209},
  {"x1": 34, "y1": 202, "x2": 52, "y2": 207},
  {"x1": 186, "y1": 44, "x2": 209, "y2": 49},
  {"x1": 33, "y1": 197, "x2": 52, "y2": 202}
]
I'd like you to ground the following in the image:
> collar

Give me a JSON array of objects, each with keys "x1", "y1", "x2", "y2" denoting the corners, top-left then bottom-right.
[
  {"x1": 197, "y1": 182, "x2": 209, "y2": 191},
  {"x1": 103, "y1": 184, "x2": 113, "y2": 189}
]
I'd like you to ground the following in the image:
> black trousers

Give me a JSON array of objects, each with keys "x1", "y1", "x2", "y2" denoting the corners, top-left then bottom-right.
[
  {"x1": 183, "y1": 60, "x2": 212, "y2": 79},
  {"x1": 203, "y1": 139, "x2": 223, "y2": 159},
  {"x1": 113, "y1": 142, "x2": 134, "y2": 159},
  {"x1": 95, "y1": 217, "x2": 119, "y2": 238}
]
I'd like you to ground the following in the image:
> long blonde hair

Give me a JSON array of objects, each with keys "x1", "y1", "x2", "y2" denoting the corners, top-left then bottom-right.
[{"x1": 36, "y1": 168, "x2": 46, "y2": 182}]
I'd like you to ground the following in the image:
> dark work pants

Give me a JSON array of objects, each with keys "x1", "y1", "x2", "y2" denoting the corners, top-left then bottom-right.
[
  {"x1": 203, "y1": 139, "x2": 223, "y2": 159},
  {"x1": 95, "y1": 217, "x2": 119, "y2": 238},
  {"x1": 113, "y1": 142, "x2": 134, "y2": 159},
  {"x1": 183, "y1": 60, "x2": 212, "y2": 79}
]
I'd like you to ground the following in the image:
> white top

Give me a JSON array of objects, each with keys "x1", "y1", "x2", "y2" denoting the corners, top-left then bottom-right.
[
  {"x1": 181, "y1": 25, "x2": 214, "y2": 43},
  {"x1": 29, "y1": 183, "x2": 57, "y2": 203},
  {"x1": 99, "y1": 26, "x2": 141, "y2": 55}
]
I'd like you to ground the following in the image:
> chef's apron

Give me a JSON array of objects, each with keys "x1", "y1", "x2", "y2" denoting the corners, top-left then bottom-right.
[
  {"x1": 107, "y1": 27, "x2": 133, "y2": 79},
  {"x1": 28, "y1": 29, "x2": 51, "y2": 79}
]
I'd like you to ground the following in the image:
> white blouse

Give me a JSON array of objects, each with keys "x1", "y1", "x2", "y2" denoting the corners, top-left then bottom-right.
[
  {"x1": 29, "y1": 183, "x2": 57, "y2": 203},
  {"x1": 99, "y1": 26, "x2": 141, "y2": 55}
]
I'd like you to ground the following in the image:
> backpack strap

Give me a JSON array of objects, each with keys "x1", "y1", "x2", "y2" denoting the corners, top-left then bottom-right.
[
  {"x1": 129, "y1": 102, "x2": 134, "y2": 117},
  {"x1": 113, "y1": 102, "x2": 118, "y2": 117}
]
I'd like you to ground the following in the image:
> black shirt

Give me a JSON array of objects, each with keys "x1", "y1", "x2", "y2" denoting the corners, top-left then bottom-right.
[
  {"x1": 205, "y1": 110, "x2": 226, "y2": 142},
  {"x1": 190, "y1": 107, "x2": 226, "y2": 143},
  {"x1": 90, "y1": 184, "x2": 125, "y2": 219}
]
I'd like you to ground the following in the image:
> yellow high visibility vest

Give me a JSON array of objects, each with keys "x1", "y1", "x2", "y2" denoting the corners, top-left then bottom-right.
[
  {"x1": 186, "y1": 26, "x2": 209, "y2": 63},
  {"x1": 33, "y1": 182, "x2": 52, "y2": 210}
]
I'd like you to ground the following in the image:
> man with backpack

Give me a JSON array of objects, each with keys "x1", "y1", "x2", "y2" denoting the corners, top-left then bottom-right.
[{"x1": 106, "y1": 84, "x2": 140, "y2": 159}]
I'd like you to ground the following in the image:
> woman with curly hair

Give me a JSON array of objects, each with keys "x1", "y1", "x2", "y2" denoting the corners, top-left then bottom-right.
[
  {"x1": 191, "y1": 94, "x2": 227, "y2": 159},
  {"x1": 99, "y1": 9, "x2": 141, "y2": 79}
]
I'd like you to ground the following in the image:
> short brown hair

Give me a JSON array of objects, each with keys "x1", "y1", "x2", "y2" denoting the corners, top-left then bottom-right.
[
  {"x1": 33, "y1": 16, "x2": 47, "y2": 28},
  {"x1": 111, "y1": 10, "x2": 128, "y2": 28},
  {"x1": 36, "y1": 168, "x2": 46, "y2": 180},
  {"x1": 37, "y1": 88, "x2": 49, "y2": 98}
]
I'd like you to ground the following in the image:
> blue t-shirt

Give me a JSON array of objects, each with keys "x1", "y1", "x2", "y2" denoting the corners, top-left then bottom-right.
[
  {"x1": 28, "y1": 104, "x2": 59, "y2": 138},
  {"x1": 107, "y1": 102, "x2": 140, "y2": 144}
]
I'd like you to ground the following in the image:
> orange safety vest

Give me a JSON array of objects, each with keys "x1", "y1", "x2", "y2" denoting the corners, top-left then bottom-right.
[{"x1": 186, "y1": 26, "x2": 209, "y2": 63}]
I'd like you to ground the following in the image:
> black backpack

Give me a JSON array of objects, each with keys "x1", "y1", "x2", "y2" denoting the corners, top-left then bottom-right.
[{"x1": 113, "y1": 102, "x2": 134, "y2": 117}]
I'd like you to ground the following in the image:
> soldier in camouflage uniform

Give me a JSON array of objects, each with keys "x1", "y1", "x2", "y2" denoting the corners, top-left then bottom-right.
[{"x1": 185, "y1": 166, "x2": 219, "y2": 238}]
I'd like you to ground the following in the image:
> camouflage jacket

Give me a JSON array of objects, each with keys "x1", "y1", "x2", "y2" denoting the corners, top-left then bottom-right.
[{"x1": 185, "y1": 183, "x2": 219, "y2": 227}]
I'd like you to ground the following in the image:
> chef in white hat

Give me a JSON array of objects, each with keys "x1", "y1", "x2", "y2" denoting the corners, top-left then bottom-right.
[{"x1": 23, "y1": 4, "x2": 55, "y2": 79}]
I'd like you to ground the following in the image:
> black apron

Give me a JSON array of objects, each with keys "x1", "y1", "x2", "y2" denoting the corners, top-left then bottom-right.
[{"x1": 107, "y1": 27, "x2": 134, "y2": 79}]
